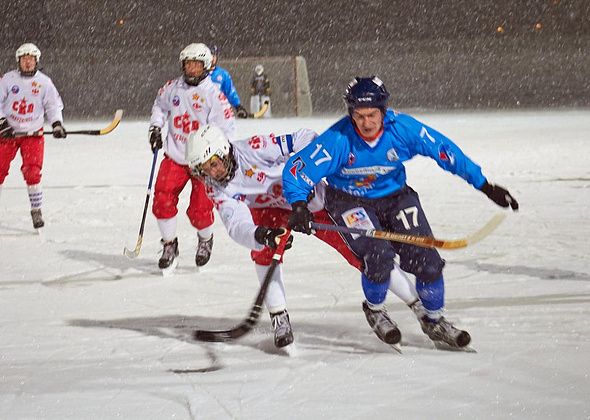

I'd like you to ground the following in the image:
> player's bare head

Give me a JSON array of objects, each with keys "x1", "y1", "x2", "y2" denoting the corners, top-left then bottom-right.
[
  {"x1": 179, "y1": 43, "x2": 212, "y2": 86},
  {"x1": 186, "y1": 124, "x2": 236, "y2": 186}
]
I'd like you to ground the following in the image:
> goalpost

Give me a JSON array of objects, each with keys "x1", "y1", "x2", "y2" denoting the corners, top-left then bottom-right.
[{"x1": 219, "y1": 55, "x2": 313, "y2": 117}]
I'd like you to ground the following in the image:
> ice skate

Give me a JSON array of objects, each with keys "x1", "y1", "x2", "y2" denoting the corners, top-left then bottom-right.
[
  {"x1": 195, "y1": 234, "x2": 213, "y2": 267},
  {"x1": 362, "y1": 300, "x2": 401, "y2": 345},
  {"x1": 419, "y1": 315, "x2": 471, "y2": 348},
  {"x1": 159, "y1": 238, "x2": 179, "y2": 273},
  {"x1": 270, "y1": 309, "x2": 294, "y2": 348},
  {"x1": 30, "y1": 208, "x2": 44, "y2": 229}
]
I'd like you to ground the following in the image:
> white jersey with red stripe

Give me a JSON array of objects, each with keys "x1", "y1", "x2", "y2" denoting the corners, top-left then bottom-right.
[
  {"x1": 150, "y1": 75, "x2": 236, "y2": 165},
  {"x1": 207, "y1": 128, "x2": 323, "y2": 250},
  {"x1": 0, "y1": 70, "x2": 64, "y2": 132}
]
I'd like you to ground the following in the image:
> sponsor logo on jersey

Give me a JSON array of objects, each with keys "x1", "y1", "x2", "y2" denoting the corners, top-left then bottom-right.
[
  {"x1": 438, "y1": 145, "x2": 455, "y2": 165},
  {"x1": 256, "y1": 171, "x2": 267, "y2": 183},
  {"x1": 344, "y1": 208, "x2": 369, "y2": 226},
  {"x1": 288, "y1": 157, "x2": 305, "y2": 178},
  {"x1": 232, "y1": 193, "x2": 246, "y2": 201},
  {"x1": 11, "y1": 85, "x2": 19, "y2": 94},
  {"x1": 340, "y1": 166, "x2": 394, "y2": 176},
  {"x1": 192, "y1": 102, "x2": 202, "y2": 111},
  {"x1": 223, "y1": 107, "x2": 233, "y2": 119},
  {"x1": 218, "y1": 92, "x2": 228, "y2": 104},
  {"x1": 353, "y1": 174, "x2": 377, "y2": 188},
  {"x1": 172, "y1": 95, "x2": 180, "y2": 106},
  {"x1": 386, "y1": 148, "x2": 399, "y2": 161}
]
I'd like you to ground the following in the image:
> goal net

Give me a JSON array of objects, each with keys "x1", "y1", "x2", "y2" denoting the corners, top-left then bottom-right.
[{"x1": 218, "y1": 55, "x2": 312, "y2": 117}]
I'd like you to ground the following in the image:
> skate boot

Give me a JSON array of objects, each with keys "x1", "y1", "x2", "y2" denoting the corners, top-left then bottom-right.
[
  {"x1": 419, "y1": 316, "x2": 471, "y2": 348},
  {"x1": 158, "y1": 238, "x2": 179, "y2": 269},
  {"x1": 195, "y1": 234, "x2": 213, "y2": 267},
  {"x1": 30, "y1": 209, "x2": 44, "y2": 229},
  {"x1": 270, "y1": 309, "x2": 294, "y2": 348},
  {"x1": 362, "y1": 300, "x2": 401, "y2": 344}
]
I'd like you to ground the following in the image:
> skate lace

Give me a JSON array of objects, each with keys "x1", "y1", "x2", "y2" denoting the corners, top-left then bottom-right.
[
  {"x1": 271, "y1": 312, "x2": 291, "y2": 335},
  {"x1": 369, "y1": 307, "x2": 395, "y2": 329},
  {"x1": 196, "y1": 236, "x2": 213, "y2": 257},
  {"x1": 161, "y1": 241, "x2": 177, "y2": 259}
]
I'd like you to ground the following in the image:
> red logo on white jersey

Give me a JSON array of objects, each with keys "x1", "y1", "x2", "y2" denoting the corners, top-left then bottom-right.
[
  {"x1": 248, "y1": 135, "x2": 266, "y2": 149},
  {"x1": 223, "y1": 107, "x2": 233, "y2": 119},
  {"x1": 218, "y1": 92, "x2": 229, "y2": 103},
  {"x1": 12, "y1": 99, "x2": 34, "y2": 115},
  {"x1": 173, "y1": 112, "x2": 200, "y2": 134}
]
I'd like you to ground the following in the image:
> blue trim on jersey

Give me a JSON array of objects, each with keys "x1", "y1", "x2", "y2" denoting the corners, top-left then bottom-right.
[
  {"x1": 362, "y1": 273, "x2": 389, "y2": 305},
  {"x1": 285, "y1": 134, "x2": 294, "y2": 153},
  {"x1": 282, "y1": 109, "x2": 487, "y2": 204}
]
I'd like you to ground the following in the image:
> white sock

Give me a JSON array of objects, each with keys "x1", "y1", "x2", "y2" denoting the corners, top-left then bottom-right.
[
  {"x1": 255, "y1": 263, "x2": 286, "y2": 314},
  {"x1": 27, "y1": 184, "x2": 42, "y2": 209},
  {"x1": 198, "y1": 224, "x2": 214, "y2": 240},
  {"x1": 389, "y1": 265, "x2": 419, "y2": 305},
  {"x1": 157, "y1": 217, "x2": 177, "y2": 242}
]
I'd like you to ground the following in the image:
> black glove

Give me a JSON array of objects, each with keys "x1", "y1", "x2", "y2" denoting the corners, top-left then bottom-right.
[
  {"x1": 235, "y1": 105, "x2": 248, "y2": 119},
  {"x1": 51, "y1": 121, "x2": 67, "y2": 139},
  {"x1": 481, "y1": 181, "x2": 519, "y2": 210},
  {"x1": 0, "y1": 118, "x2": 14, "y2": 138},
  {"x1": 254, "y1": 226, "x2": 293, "y2": 250},
  {"x1": 288, "y1": 201, "x2": 314, "y2": 234},
  {"x1": 149, "y1": 126, "x2": 162, "y2": 152}
]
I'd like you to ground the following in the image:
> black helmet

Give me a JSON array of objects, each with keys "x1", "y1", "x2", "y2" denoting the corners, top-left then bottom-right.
[{"x1": 344, "y1": 76, "x2": 390, "y2": 113}]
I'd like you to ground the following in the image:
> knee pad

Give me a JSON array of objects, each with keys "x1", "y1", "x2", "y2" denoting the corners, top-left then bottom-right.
[
  {"x1": 21, "y1": 164, "x2": 41, "y2": 185},
  {"x1": 152, "y1": 191, "x2": 179, "y2": 219},
  {"x1": 414, "y1": 258, "x2": 445, "y2": 282},
  {"x1": 361, "y1": 273, "x2": 389, "y2": 305},
  {"x1": 362, "y1": 246, "x2": 396, "y2": 284}
]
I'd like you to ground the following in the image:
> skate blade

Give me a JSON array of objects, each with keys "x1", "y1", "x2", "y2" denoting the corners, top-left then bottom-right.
[
  {"x1": 161, "y1": 258, "x2": 178, "y2": 277},
  {"x1": 389, "y1": 343, "x2": 403, "y2": 354},
  {"x1": 433, "y1": 341, "x2": 477, "y2": 353}
]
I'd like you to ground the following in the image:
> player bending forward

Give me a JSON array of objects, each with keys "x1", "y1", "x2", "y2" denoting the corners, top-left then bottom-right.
[{"x1": 186, "y1": 124, "x2": 425, "y2": 348}]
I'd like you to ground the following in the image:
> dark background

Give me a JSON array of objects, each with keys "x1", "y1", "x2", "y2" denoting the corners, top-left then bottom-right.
[{"x1": 1, "y1": 0, "x2": 588, "y2": 117}]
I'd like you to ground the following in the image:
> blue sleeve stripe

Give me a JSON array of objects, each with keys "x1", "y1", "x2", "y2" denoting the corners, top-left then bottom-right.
[{"x1": 278, "y1": 134, "x2": 294, "y2": 155}]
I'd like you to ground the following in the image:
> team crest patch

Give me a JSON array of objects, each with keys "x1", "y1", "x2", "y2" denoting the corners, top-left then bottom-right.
[
  {"x1": 386, "y1": 148, "x2": 399, "y2": 161},
  {"x1": 288, "y1": 157, "x2": 305, "y2": 178},
  {"x1": 172, "y1": 95, "x2": 180, "y2": 106},
  {"x1": 347, "y1": 152, "x2": 356, "y2": 166},
  {"x1": 438, "y1": 145, "x2": 455, "y2": 165},
  {"x1": 11, "y1": 85, "x2": 19, "y2": 94}
]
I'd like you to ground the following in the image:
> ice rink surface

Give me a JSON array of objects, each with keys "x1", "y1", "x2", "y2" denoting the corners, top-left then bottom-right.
[{"x1": 1, "y1": 110, "x2": 589, "y2": 419}]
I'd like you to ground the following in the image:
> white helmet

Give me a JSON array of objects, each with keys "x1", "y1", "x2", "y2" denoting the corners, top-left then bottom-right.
[
  {"x1": 16, "y1": 43, "x2": 41, "y2": 62},
  {"x1": 255, "y1": 64, "x2": 264, "y2": 76},
  {"x1": 186, "y1": 124, "x2": 235, "y2": 185},
  {"x1": 179, "y1": 43, "x2": 212, "y2": 71}
]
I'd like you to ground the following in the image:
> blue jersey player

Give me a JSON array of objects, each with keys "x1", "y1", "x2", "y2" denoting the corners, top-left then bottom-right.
[
  {"x1": 209, "y1": 45, "x2": 248, "y2": 119},
  {"x1": 282, "y1": 76, "x2": 518, "y2": 348}
]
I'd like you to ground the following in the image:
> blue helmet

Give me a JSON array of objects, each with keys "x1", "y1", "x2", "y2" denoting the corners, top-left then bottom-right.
[{"x1": 344, "y1": 76, "x2": 390, "y2": 112}]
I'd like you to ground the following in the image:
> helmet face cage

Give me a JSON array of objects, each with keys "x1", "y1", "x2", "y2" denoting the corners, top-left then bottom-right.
[
  {"x1": 344, "y1": 76, "x2": 390, "y2": 112},
  {"x1": 16, "y1": 43, "x2": 41, "y2": 76},
  {"x1": 179, "y1": 43, "x2": 213, "y2": 83},
  {"x1": 186, "y1": 125, "x2": 235, "y2": 186}
]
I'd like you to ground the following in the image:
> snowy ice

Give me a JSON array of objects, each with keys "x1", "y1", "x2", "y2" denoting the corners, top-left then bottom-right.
[{"x1": 0, "y1": 111, "x2": 589, "y2": 419}]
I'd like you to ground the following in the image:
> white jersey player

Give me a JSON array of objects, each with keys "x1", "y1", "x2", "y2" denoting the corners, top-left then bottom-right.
[
  {"x1": 148, "y1": 43, "x2": 236, "y2": 271},
  {"x1": 0, "y1": 43, "x2": 67, "y2": 229},
  {"x1": 185, "y1": 124, "x2": 421, "y2": 348}
]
